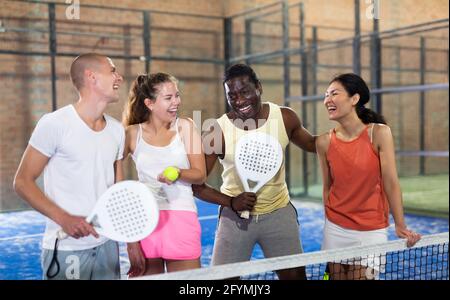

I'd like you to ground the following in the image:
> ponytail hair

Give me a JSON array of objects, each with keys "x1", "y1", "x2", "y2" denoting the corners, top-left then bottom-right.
[
  {"x1": 123, "y1": 73, "x2": 178, "y2": 126},
  {"x1": 331, "y1": 73, "x2": 386, "y2": 125},
  {"x1": 355, "y1": 106, "x2": 386, "y2": 124}
]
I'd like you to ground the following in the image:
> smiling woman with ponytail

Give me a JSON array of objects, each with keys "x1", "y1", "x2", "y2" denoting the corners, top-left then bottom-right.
[
  {"x1": 315, "y1": 73, "x2": 420, "y2": 280},
  {"x1": 123, "y1": 73, "x2": 178, "y2": 126},
  {"x1": 121, "y1": 72, "x2": 206, "y2": 278},
  {"x1": 332, "y1": 73, "x2": 386, "y2": 125}
]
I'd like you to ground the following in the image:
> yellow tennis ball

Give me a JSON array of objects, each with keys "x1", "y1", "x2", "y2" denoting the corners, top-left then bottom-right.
[{"x1": 163, "y1": 166, "x2": 179, "y2": 181}]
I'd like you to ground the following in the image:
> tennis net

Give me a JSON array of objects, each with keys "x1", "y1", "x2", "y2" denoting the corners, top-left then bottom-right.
[{"x1": 132, "y1": 232, "x2": 448, "y2": 280}]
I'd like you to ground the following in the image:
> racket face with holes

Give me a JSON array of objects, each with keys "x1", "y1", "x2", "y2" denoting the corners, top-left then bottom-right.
[
  {"x1": 87, "y1": 180, "x2": 159, "y2": 243},
  {"x1": 235, "y1": 132, "x2": 283, "y2": 193}
]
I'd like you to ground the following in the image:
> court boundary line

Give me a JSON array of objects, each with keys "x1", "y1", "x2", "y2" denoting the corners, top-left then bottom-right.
[{"x1": 0, "y1": 214, "x2": 220, "y2": 241}]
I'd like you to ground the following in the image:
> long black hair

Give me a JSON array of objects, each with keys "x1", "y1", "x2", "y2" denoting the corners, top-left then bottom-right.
[{"x1": 331, "y1": 73, "x2": 386, "y2": 124}]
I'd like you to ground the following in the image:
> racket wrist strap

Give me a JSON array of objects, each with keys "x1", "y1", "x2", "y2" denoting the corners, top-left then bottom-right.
[{"x1": 46, "y1": 238, "x2": 61, "y2": 279}]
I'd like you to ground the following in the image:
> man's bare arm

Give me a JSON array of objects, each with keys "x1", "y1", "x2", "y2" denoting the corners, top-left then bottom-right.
[{"x1": 13, "y1": 145, "x2": 98, "y2": 238}]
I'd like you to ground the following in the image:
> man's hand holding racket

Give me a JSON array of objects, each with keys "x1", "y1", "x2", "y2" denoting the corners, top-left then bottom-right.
[
  {"x1": 230, "y1": 192, "x2": 257, "y2": 213},
  {"x1": 58, "y1": 213, "x2": 99, "y2": 239},
  {"x1": 47, "y1": 181, "x2": 160, "y2": 278}
]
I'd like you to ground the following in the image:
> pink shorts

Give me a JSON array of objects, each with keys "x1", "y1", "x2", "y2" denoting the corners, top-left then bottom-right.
[{"x1": 140, "y1": 210, "x2": 201, "y2": 260}]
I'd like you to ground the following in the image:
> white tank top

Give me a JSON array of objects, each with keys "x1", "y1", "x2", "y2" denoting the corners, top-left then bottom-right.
[{"x1": 131, "y1": 119, "x2": 197, "y2": 212}]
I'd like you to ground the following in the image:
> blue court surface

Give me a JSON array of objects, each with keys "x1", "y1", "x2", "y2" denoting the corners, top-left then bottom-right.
[{"x1": 0, "y1": 200, "x2": 448, "y2": 280}]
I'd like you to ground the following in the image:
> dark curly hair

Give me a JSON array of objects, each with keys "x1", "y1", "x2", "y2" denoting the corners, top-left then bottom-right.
[{"x1": 223, "y1": 63, "x2": 261, "y2": 87}]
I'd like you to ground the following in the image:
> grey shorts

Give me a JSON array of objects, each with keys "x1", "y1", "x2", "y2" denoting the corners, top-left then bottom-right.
[
  {"x1": 211, "y1": 202, "x2": 303, "y2": 265},
  {"x1": 41, "y1": 240, "x2": 120, "y2": 280}
]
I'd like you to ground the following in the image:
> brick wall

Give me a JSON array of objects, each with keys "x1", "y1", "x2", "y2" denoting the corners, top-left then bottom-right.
[{"x1": 0, "y1": 0, "x2": 448, "y2": 210}]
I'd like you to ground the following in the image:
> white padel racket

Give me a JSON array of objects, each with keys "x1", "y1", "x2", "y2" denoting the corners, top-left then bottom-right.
[
  {"x1": 47, "y1": 180, "x2": 159, "y2": 278},
  {"x1": 57, "y1": 180, "x2": 159, "y2": 242},
  {"x1": 234, "y1": 132, "x2": 283, "y2": 219}
]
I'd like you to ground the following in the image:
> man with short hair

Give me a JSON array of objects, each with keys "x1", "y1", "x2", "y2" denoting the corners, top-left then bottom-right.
[
  {"x1": 14, "y1": 53, "x2": 125, "y2": 280},
  {"x1": 193, "y1": 63, "x2": 316, "y2": 280}
]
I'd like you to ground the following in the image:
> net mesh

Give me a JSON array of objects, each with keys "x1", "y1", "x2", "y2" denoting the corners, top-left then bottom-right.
[{"x1": 133, "y1": 232, "x2": 448, "y2": 280}]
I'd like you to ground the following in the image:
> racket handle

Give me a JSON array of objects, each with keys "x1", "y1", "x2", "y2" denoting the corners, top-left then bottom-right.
[
  {"x1": 239, "y1": 210, "x2": 250, "y2": 219},
  {"x1": 56, "y1": 229, "x2": 69, "y2": 240}
]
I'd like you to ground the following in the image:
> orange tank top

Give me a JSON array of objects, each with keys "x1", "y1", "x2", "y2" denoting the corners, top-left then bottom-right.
[{"x1": 325, "y1": 125, "x2": 389, "y2": 231}]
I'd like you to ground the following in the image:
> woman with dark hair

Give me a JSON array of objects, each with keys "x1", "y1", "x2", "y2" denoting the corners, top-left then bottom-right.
[
  {"x1": 122, "y1": 73, "x2": 206, "y2": 277},
  {"x1": 316, "y1": 73, "x2": 421, "y2": 280}
]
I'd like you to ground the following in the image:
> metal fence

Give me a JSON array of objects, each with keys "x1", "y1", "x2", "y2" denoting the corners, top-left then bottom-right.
[
  {"x1": 0, "y1": 0, "x2": 448, "y2": 213},
  {"x1": 222, "y1": 1, "x2": 449, "y2": 204}
]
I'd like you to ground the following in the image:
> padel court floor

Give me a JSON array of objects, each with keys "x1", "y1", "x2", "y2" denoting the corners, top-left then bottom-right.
[{"x1": 0, "y1": 200, "x2": 448, "y2": 279}]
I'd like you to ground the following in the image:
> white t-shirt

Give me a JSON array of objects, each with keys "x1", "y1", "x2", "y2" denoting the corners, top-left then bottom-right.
[{"x1": 29, "y1": 104, "x2": 125, "y2": 251}]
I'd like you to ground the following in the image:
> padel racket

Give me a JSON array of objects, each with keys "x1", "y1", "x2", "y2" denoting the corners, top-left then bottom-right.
[
  {"x1": 234, "y1": 132, "x2": 283, "y2": 219},
  {"x1": 47, "y1": 180, "x2": 159, "y2": 278},
  {"x1": 57, "y1": 180, "x2": 159, "y2": 242}
]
